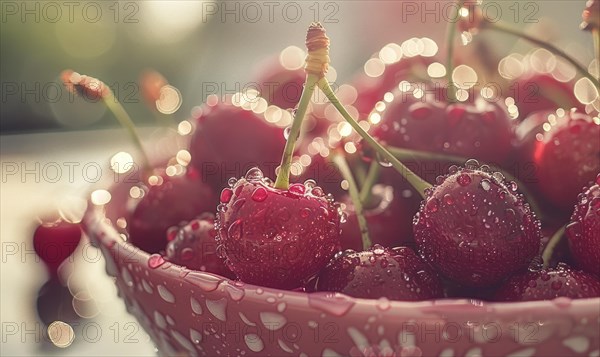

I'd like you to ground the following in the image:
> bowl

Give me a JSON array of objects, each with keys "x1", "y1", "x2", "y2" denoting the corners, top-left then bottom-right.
[{"x1": 82, "y1": 179, "x2": 600, "y2": 357}]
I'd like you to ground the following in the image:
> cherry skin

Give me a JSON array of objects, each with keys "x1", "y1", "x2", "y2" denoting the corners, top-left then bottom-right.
[
  {"x1": 313, "y1": 245, "x2": 444, "y2": 300},
  {"x1": 339, "y1": 184, "x2": 418, "y2": 251},
  {"x1": 493, "y1": 263, "x2": 600, "y2": 301},
  {"x1": 509, "y1": 72, "x2": 581, "y2": 121},
  {"x1": 371, "y1": 85, "x2": 515, "y2": 165},
  {"x1": 566, "y1": 175, "x2": 600, "y2": 277},
  {"x1": 33, "y1": 219, "x2": 82, "y2": 276},
  {"x1": 517, "y1": 109, "x2": 599, "y2": 211},
  {"x1": 189, "y1": 102, "x2": 286, "y2": 190},
  {"x1": 128, "y1": 170, "x2": 217, "y2": 254},
  {"x1": 165, "y1": 213, "x2": 235, "y2": 279},
  {"x1": 252, "y1": 54, "x2": 305, "y2": 110},
  {"x1": 414, "y1": 161, "x2": 542, "y2": 287},
  {"x1": 215, "y1": 168, "x2": 341, "y2": 289}
]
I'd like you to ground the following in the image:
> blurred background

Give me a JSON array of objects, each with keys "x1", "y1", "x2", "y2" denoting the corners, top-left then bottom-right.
[
  {"x1": 1, "y1": 0, "x2": 594, "y2": 133},
  {"x1": 0, "y1": 1, "x2": 596, "y2": 356}
]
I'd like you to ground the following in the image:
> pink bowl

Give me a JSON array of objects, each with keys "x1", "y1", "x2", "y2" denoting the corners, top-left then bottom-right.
[{"x1": 82, "y1": 180, "x2": 600, "y2": 357}]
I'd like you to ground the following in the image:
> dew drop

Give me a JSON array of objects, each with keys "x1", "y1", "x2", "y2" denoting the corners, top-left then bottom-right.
[
  {"x1": 457, "y1": 173, "x2": 472, "y2": 186},
  {"x1": 492, "y1": 172, "x2": 505, "y2": 183},
  {"x1": 377, "y1": 153, "x2": 393, "y2": 168},
  {"x1": 289, "y1": 183, "x2": 306, "y2": 195},
  {"x1": 284, "y1": 126, "x2": 292, "y2": 140},
  {"x1": 245, "y1": 167, "x2": 264, "y2": 181},
  {"x1": 311, "y1": 187, "x2": 324, "y2": 197},
  {"x1": 232, "y1": 198, "x2": 246, "y2": 211},
  {"x1": 227, "y1": 177, "x2": 238, "y2": 187},
  {"x1": 443, "y1": 194, "x2": 454, "y2": 205},
  {"x1": 157, "y1": 285, "x2": 175, "y2": 303},
  {"x1": 509, "y1": 181, "x2": 518, "y2": 192},
  {"x1": 300, "y1": 208, "x2": 312, "y2": 218},
  {"x1": 220, "y1": 188, "x2": 233, "y2": 203},
  {"x1": 448, "y1": 165, "x2": 459, "y2": 174},
  {"x1": 426, "y1": 198, "x2": 440, "y2": 213},
  {"x1": 251, "y1": 187, "x2": 268, "y2": 202},
  {"x1": 480, "y1": 179, "x2": 491, "y2": 191},
  {"x1": 464, "y1": 159, "x2": 480, "y2": 169},
  {"x1": 225, "y1": 285, "x2": 245, "y2": 302},
  {"x1": 148, "y1": 254, "x2": 166, "y2": 269},
  {"x1": 190, "y1": 297, "x2": 203, "y2": 315}
]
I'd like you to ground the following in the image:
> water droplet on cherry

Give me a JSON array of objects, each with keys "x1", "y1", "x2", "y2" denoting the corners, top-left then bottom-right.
[{"x1": 251, "y1": 187, "x2": 268, "y2": 202}]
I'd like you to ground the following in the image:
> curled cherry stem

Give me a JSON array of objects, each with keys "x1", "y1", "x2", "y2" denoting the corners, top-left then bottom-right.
[{"x1": 331, "y1": 153, "x2": 372, "y2": 250}]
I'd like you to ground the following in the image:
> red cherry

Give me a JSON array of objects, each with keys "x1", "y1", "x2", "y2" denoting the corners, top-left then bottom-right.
[
  {"x1": 352, "y1": 55, "x2": 434, "y2": 119},
  {"x1": 339, "y1": 184, "x2": 418, "y2": 251},
  {"x1": 509, "y1": 73, "x2": 581, "y2": 121},
  {"x1": 165, "y1": 213, "x2": 235, "y2": 279},
  {"x1": 33, "y1": 219, "x2": 82, "y2": 276},
  {"x1": 189, "y1": 102, "x2": 286, "y2": 189},
  {"x1": 215, "y1": 168, "x2": 341, "y2": 289},
  {"x1": 313, "y1": 245, "x2": 444, "y2": 300},
  {"x1": 128, "y1": 171, "x2": 216, "y2": 254},
  {"x1": 414, "y1": 162, "x2": 542, "y2": 287},
  {"x1": 517, "y1": 109, "x2": 599, "y2": 211},
  {"x1": 493, "y1": 263, "x2": 600, "y2": 301},
  {"x1": 252, "y1": 53, "x2": 306, "y2": 110},
  {"x1": 371, "y1": 85, "x2": 515, "y2": 165},
  {"x1": 567, "y1": 176, "x2": 600, "y2": 277}
]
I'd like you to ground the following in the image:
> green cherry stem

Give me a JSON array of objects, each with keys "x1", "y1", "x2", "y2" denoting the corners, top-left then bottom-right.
[
  {"x1": 274, "y1": 74, "x2": 318, "y2": 189},
  {"x1": 331, "y1": 153, "x2": 372, "y2": 250},
  {"x1": 487, "y1": 21, "x2": 600, "y2": 90},
  {"x1": 385, "y1": 144, "x2": 544, "y2": 217},
  {"x1": 593, "y1": 28, "x2": 600, "y2": 81},
  {"x1": 359, "y1": 161, "x2": 380, "y2": 205},
  {"x1": 541, "y1": 224, "x2": 567, "y2": 269},
  {"x1": 103, "y1": 93, "x2": 151, "y2": 176},
  {"x1": 445, "y1": 0, "x2": 464, "y2": 103},
  {"x1": 317, "y1": 77, "x2": 432, "y2": 198}
]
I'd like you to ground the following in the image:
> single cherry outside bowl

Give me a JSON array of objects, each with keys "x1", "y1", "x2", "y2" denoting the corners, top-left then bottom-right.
[{"x1": 82, "y1": 179, "x2": 600, "y2": 357}]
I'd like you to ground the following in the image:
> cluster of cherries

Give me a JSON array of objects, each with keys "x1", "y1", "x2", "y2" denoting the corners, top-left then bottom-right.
[{"x1": 36, "y1": 2, "x2": 600, "y2": 305}]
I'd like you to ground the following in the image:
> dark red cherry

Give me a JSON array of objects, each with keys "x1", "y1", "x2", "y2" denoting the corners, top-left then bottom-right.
[
  {"x1": 36, "y1": 278, "x2": 79, "y2": 326},
  {"x1": 128, "y1": 170, "x2": 216, "y2": 254},
  {"x1": 567, "y1": 176, "x2": 600, "y2": 277},
  {"x1": 189, "y1": 102, "x2": 286, "y2": 189},
  {"x1": 165, "y1": 213, "x2": 235, "y2": 279},
  {"x1": 215, "y1": 168, "x2": 341, "y2": 289},
  {"x1": 509, "y1": 72, "x2": 581, "y2": 121},
  {"x1": 33, "y1": 219, "x2": 82, "y2": 276},
  {"x1": 252, "y1": 51, "x2": 306, "y2": 110},
  {"x1": 517, "y1": 109, "x2": 599, "y2": 211},
  {"x1": 339, "y1": 184, "x2": 418, "y2": 251},
  {"x1": 314, "y1": 245, "x2": 443, "y2": 300},
  {"x1": 493, "y1": 263, "x2": 600, "y2": 301},
  {"x1": 371, "y1": 85, "x2": 515, "y2": 165},
  {"x1": 414, "y1": 162, "x2": 542, "y2": 287}
]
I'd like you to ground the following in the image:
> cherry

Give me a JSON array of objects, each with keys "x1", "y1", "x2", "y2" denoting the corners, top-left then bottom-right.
[
  {"x1": 36, "y1": 278, "x2": 79, "y2": 327},
  {"x1": 516, "y1": 109, "x2": 599, "y2": 211},
  {"x1": 339, "y1": 184, "x2": 418, "y2": 251},
  {"x1": 493, "y1": 263, "x2": 600, "y2": 301},
  {"x1": 215, "y1": 169, "x2": 341, "y2": 289},
  {"x1": 165, "y1": 213, "x2": 235, "y2": 279},
  {"x1": 33, "y1": 219, "x2": 82, "y2": 276},
  {"x1": 414, "y1": 161, "x2": 542, "y2": 287},
  {"x1": 352, "y1": 54, "x2": 434, "y2": 120},
  {"x1": 128, "y1": 170, "x2": 217, "y2": 254},
  {"x1": 189, "y1": 102, "x2": 286, "y2": 189},
  {"x1": 566, "y1": 175, "x2": 600, "y2": 277},
  {"x1": 252, "y1": 51, "x2": 306, "y2": 110},
  {"x1": 370, "y1": 84, "x2": 515, "y2": 165},
  {"x1": 313, "y1": 245, "x2": 443, "y2": 300},
  {"x1": 509, "y1": 72, "x2": 581, "y2": 121}
]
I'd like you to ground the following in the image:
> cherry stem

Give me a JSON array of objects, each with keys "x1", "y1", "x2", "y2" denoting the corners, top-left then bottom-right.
[
  {"x1": 488, "y1": 21, "x2": 600, "y2": 91},
  {"x1": 102, "y1": 93, "x2": 151, "y2": 177},
  {"x1": 445, "y1": 0, "x2": 464, "y2": 103},
  {"x1": 274, "y1": 74, "x2": 318, "y2": 189},
  {"x1": 359, "y1": 161, "x2": 380, "y2": 205},
  {"x1": 317, "y1": 78, "x2": 432, "y2": 198},
  {"x1": 593, "y1": 28, "x2": 600, "y2": 81},
  {"x1": 385, "y1": 145, "x2": 544, "y2": 218},
  {"x1": 331, "y1": 153, "x2": 372, "y2": 250},
  {"x1": 541, "y1": 224, "x2": 566, "y2": 269}
]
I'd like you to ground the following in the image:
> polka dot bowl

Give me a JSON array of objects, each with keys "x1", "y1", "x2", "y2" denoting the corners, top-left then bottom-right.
[{"x1": 82, "y1": 181, "x2": 600, "y2": 357}]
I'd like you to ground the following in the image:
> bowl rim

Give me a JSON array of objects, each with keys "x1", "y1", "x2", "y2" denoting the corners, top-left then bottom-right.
[{"x1": 82, "y1": 202, "x2": 600, "y2": 313}]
